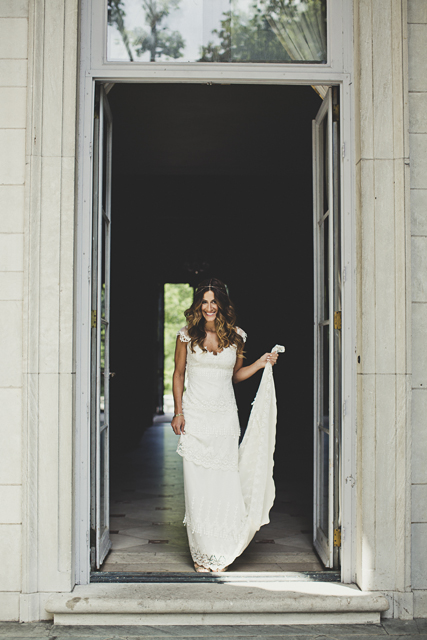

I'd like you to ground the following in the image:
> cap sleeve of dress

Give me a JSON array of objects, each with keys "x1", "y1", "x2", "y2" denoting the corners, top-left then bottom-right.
[
  {"x1": 236, "y1": 327, "x2": 247, "y2": 343},
  {"x1": 177, "y1": 326, "x2": 191, "y2": 343}
]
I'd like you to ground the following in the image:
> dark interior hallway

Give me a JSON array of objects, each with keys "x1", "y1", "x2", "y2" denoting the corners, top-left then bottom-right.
[{"x1": 99, "y1": 83, "x2": 325, "y2": 574}]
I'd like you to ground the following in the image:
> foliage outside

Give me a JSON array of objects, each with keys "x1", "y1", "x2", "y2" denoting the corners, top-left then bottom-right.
[
  {"x1": 133, "y1": 0, "x2": 185, "y2": 61},
  {"x1": 108, "y1": 0, "x2": 326, "y2": 63},
  {"x1": 164, "y1": 283, "x2": 193, "y2": 393},
  {"x1": 108, "y1": 0, "x2": 185, "y2": 61},
  {"x1": 199, "y1": 8, "x2": 291, "y2": 63}
]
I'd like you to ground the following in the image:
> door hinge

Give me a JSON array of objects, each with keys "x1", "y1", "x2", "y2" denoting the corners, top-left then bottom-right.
[
  {"x1": 91, "y1": 309, "x2": 97, "y2": 328},
  {"x1": 334, "y1": 527, "x2": 342, "y2": 547},
  {"x1": 334, "y1": 311, "x2": 342, "y2": 330}
]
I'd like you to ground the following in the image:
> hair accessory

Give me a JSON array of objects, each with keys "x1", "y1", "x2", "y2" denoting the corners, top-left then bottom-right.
[
  {"x1": 196, "y1": 284, "x2": 222, "y2": 292},
  {"x1": 196, "y1": 279, "x2": 229, "y2": 295}
]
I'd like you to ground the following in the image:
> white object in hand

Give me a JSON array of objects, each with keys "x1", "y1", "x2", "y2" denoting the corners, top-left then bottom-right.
[{"x1": 272, "y1": 344, "x2": 285, "y2": 354}]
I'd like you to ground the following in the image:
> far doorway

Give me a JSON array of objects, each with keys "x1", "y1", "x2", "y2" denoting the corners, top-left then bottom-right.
[{"x1": 89, "y1": 82, "x2": 341, "y2": 576}]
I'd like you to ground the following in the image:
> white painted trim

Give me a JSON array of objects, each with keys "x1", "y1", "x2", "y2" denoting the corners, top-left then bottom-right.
[
  {"x1": 74, "y1": 72, "x2": 95, "y2": 586},
  {"x1": 312, "y1": 116, "x2": 319, "y2": 569},
  {"x1": 339, "y1": 77, "x2": 357, "y2": 585},
  {"x1": 75, "y1": 0, "x2": 356, "y2": 586},
  {"x1": 328, "y1": 90, "x2": 336, "y2": 569},
  {"x1": 85, "y1": 67, "x2": 348, "y2": 84}
]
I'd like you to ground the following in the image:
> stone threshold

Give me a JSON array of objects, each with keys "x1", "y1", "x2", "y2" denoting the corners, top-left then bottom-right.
[
  {"x1": 45, "y1": 580, "x2": 389, "y2": 626},
  {"x1": 91, "y1": 571, "x2": 342, "y2": 583}
]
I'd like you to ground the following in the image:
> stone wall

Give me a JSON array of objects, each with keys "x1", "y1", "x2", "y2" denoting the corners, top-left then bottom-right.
[
  {"x1": 0, "y1": 0, "x2": 78, "y2": 620},
  {"x1": 0, "y1": 0, "x2": 28, "y2": 622},
  {"x1": 0, "y1": 0, "x2": 78, "y2": 622},
  {"x1": 19, "y1": 0, "x2": 78, "y2": 622},
  {"x1": 354, "y1": 0, "x2": 413, "y2": 618},
  {"x1": 408, "y1": 0, "x2": 427, "y2": 619}
]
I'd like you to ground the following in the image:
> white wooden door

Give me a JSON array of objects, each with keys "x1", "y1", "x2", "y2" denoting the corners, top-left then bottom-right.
[
  {"x1": 312, "y1": 87, "x2": 341, "y2": 569},
  {"x1": 90, "y1": 84, "x2": 113, "y2": 570}
]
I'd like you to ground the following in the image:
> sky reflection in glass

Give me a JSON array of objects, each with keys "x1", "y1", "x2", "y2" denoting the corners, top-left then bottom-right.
[{"x1": 107, "y1": 0, "x2": 327, "y2": 63}]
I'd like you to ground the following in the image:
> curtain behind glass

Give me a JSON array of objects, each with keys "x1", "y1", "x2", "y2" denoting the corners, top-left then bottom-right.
[
  {"x1": 262, "y1": 0, "x2": 327, "y2": 63},
  {"x1": 107, "y1": 0, "x2": 327, "y2": 63}
]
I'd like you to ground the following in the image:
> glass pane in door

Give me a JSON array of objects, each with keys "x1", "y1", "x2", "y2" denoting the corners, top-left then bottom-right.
[
  {"x1": 319, "y1": 428, "x2": 329, "y2": 533},
  {"x1": 100, "y1": 427, "x2": 107, "y2": 531},
  {"x1": 322, "y1": 323, "x2": 329, "y2": 426},
  {"x1": 100, "y1": 310, "x2": 106, "y2": 428},
  {"x1": 322, "y1": 214, "x2": 329, "y2": 321},
  {"x1": 323, "y1": 116, "x2": 329, "y2": 213}
]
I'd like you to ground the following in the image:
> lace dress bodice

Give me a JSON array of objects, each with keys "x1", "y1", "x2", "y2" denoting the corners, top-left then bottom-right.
[
  {"x1": 176, "y1": 326, "x2": 246, "y2": 466},
  {"x1": 177, "y1": 326, "x2": 246, "y2": 415}
]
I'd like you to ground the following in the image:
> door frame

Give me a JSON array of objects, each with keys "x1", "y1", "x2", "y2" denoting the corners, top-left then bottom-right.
[{"x1": 74, "y1": 0, "x2": 356, "y2": 587}]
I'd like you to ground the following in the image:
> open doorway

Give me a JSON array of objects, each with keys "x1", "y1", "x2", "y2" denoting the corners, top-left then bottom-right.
[{"x1": 92, "y1": 82, "x2": 337, "y2": 575}]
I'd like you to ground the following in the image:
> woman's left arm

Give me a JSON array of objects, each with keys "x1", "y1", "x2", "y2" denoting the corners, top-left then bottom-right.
[{"x1": 232, "y1": 351, "x2": 279, "y2": 384}]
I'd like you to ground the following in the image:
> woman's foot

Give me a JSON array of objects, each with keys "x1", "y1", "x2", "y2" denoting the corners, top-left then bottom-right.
[
  {"x1": 213, "y1": 565, "x2": 228, "y2": 573},
  {"x1": 194, "y1": 562, "x2": 210, "y2": 573}
]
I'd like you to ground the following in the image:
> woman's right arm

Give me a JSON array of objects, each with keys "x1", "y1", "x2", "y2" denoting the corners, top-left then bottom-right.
[{"x1": 171, "y1": 336, "x2": 187, "y2": 435}]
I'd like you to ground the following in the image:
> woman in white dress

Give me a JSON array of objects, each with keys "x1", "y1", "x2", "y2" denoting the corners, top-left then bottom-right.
[{"x1": 171, "y1": 278, "x2": 281, "y2": 573}]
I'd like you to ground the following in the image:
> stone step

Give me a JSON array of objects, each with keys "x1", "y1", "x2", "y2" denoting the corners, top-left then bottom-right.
[{"x1": 45, "y1": 579, "x2": 389, "y2": 625}]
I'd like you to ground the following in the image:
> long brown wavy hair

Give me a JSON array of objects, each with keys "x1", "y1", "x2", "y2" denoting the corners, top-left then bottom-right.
[{"x1": 185, "y1": 278, "x2": 245, "y2": 357}]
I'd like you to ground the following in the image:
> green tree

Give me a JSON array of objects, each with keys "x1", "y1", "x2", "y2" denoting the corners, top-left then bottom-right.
[
  {"x1": 108, "y1": 0, "x2": 134, "y2": 61},
  {"x1": 133, "y1": 0, "x2": 185, "y2": 62},
  {"x1": 164, "y1": 283, "x2": 193, "y2": 394},
  {"x1": 198, "y1": 7, "x2": 291, "y2": 63}
]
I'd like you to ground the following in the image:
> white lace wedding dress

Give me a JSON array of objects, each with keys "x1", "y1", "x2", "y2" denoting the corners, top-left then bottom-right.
[{"x1": 176, "y1": 326, "x2": 283, "y2": 571}]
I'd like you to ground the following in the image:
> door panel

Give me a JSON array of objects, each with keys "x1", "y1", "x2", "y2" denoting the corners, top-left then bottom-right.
[
  {"x1": 90, "y1": 84, "x2": 113, "y2": 570},
  {"x1": 313, "y1": 87, "x2": 341, "y2": 569}
]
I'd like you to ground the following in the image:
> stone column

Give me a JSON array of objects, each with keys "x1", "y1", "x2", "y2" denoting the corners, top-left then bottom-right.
[
  {"x1": 0, "y1": 0, "x2": 28, "y2": 623},
  {"x1": 354, "y1": 0, "x2": 413, "y2": 618},
  {"x1": 20, "y1": 0, "x2": 78, "y2": 621},
  {"x1": 408, "y1": 0, "x2": 427, "y2": 619}
]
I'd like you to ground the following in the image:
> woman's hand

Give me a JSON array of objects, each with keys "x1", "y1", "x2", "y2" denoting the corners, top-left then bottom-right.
[
  {"x1": 258, "y1": 352, "x2": 279, "y2": 368},
  {"x1": 233, "y1": 349, "x2": 280, "y2": 383},
  {"x1": 171, "y1": 414, "x2": 185, "y2": 435}
]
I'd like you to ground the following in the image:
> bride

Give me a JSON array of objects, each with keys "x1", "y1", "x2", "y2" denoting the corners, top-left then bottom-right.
[{"x1": 171, "y1": 278, "x2": 282, "y2": 573}]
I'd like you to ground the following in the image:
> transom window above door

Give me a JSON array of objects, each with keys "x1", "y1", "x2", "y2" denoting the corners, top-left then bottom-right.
[{"x1": 107, "y1": 0, "x2": 327, "y2": 63}]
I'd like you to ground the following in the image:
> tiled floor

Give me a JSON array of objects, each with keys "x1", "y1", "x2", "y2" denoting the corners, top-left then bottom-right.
[{"x1": 100, "y1": 415, "x2": 323, "y2": 573}]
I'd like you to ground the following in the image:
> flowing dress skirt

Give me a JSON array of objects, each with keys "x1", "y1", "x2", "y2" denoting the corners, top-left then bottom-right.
[{"x1": 177, "y1": 342, "x2": 280, "y2": 572}]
